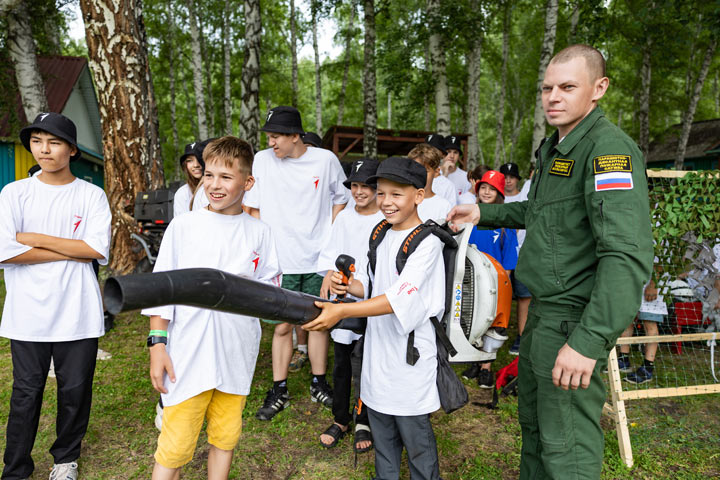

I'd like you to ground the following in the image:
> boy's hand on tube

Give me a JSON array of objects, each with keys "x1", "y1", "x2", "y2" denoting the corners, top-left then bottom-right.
[
  {"x1": 149, "y1": 344, "x2": 176, "y2": 394},
  {"x1": 329, "y1": 270, "x2": 351, "y2": 296},
  {"x1": 320, "y1": 271, "x2": 334, "y2": 299},
  {"x1": 303, "y1": 301, "x2": 344, "y2": 331}
]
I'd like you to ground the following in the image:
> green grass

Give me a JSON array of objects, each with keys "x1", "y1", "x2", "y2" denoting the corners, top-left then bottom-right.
[{"x1": 0, "y1": 270, "x2": 719, "y2": 478}]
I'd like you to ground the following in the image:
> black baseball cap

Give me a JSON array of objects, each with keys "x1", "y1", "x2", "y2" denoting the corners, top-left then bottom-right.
[
  {"x1": 20, "y1": 112, "x2": 82, "y2": 162},
  {"x1": 499, "y1": 162, "x2": 521, "y2": 180},
  {"x1": 444, "y1": 135, "x2": 462, "y2": 152},
  {"x1": 194, "y1": 138, "x2": 218, "y2": 168},
  {"x1": 424, "y1": 133, "x2": 447, "y2": 155},
  {"x1": 260, "y1": 106, "x2": 305, "y2": 135},
  {"x1": 302, "y1": 132, "x2": 323, "y2": 148},
  {"x1": 343, "y1": 158, "x2": 380, "y2": 189},
  {"x1": 179, "y1": 142, "x2": 197, "y2": 164},
  {"x1": 366, "y1": 156, "x2": 427, "y2": 190}
]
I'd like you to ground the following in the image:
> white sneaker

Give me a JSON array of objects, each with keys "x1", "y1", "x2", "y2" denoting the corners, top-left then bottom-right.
[
  {"x1": 96, "y1": 349, "x2": 112, "y2": 360},
  {"x1": 49, "y1": 461, "x2": 78, "y2": 480},
  {"x1": 48, "y1": 359, "x2": 56, "y2": 378},
  {"x1": 154, "y1": 402, "x2": 163, "y2": 431}
]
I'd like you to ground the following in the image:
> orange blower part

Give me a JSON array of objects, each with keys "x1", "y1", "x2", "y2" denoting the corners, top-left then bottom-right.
[{"x1": 485, "y1": 254, "x2": 512, "y2": 329}]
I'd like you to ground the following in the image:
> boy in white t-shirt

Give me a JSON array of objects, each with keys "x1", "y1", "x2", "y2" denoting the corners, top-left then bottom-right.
[
  {"x1": 305, "y1": 156, "x2": 445, "y2": 480},
  {"x1": 424, "y1": 133, "x2": 458, "y2": 206},
  {"x1": 143, "y1": 136, "x2": 282, "y2": 479},
  {"x1": 0, "y1": 113, "x2": 111, "y2": 480},
  {"x1": 442, "y1": 135, "x2": 473, "y2": 197},
  {"x1": 409, "y1": 143, "x2": 453, "y2": 224},
  {"x1": 243, "y1": 106, "x2": 349, "y2": 420},
  {"x1": 316, "y1": 158, "x2": 383, "y2": 453}
]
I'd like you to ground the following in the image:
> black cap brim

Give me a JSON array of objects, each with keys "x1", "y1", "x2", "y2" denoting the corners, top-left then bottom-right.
[
  {"x1": 366, "y1": 173, "x2": 425, "y2": 190},
  {"x1": 260, "y1": 125, "x2": 306, "y2": 135},
  {"x1": 20, "y1": 124, "x2": 82, "y2": 162}
]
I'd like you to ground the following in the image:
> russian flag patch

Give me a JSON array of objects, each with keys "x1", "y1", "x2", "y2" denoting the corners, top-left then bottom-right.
[{"x1": 595, "y1": 172, "x2": 633, "y2": 191}]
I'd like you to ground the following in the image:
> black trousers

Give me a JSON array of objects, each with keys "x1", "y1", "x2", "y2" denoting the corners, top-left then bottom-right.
[
  {"x1": 332, "y1": 339, "x2": 368, "y2": 427},
  {"x1": 2, "y1": 338, "x2": 98, "y2": 480}
]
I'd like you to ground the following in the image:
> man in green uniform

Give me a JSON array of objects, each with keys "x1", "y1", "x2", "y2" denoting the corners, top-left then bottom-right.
[{"x1": 447, "y1": 44, "x2": 653, "y2": 479}]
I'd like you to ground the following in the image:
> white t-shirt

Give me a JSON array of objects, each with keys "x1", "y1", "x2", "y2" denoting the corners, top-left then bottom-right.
[
  {"x1": 504, "y1": 186, "x2": 528, "y2": 248},
  {"x1": 354, "y1": 227, "x2": 445, "y2": 416},
  {"x1": 418, "y1": 195, "x2": 452, "y2": 224},
  {"x1": 0, "y1": 176, "x2": 111, "y2": 341},
  {"x1": 173, "y1": 183, "x2": 193, "y2": 218},
  {"x1": 243, "y1": 146, "x2": 350, "y2": 274},
  {"x1": 432, "y1": 174, "x2": 458, "y2": 206},
  {"x1": 446, "y1": 167, "x2": 472, "y2": 197},
  {"x1": 458, "y1": 191, "x2": 477, "y2": 205},
  {"x1": 142, "y1": 208, "x2": 282, "y2": 407},
  {"x1": 317, "y1": 207, "x2": 385, "y2": 344},
  {"x1": 191, "y1": 184, "x2": 210, "y2": 211}
]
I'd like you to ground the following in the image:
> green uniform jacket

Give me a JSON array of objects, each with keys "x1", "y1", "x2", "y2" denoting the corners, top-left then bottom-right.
[{"x1": 479, "y1": 107, "x2": 654, "y2": 360}]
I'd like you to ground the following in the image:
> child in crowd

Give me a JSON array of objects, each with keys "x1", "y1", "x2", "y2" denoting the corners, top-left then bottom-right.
[
  {"x1": 498, "y1": 162, "x2": 531, "y2": 355},
  {"x1": 143, "y1": 136, "x2": 281, "y2": 479},
  {"x1": 0, "y1": 112, "x2": 111, "y2": 480},
  {"x1": 457, "y1": 164, "x2": 491, "y2": 205},
  {"x1": 304, "y1": 156, "x2": 445, "y2": 480},
  {"x1": 173, "y1": 142, "x2": 203, "y2": 217},
  {"x1": 189, "y1": 138, "x2": 216, "y2": 212},
  {"x1": 442, "y1": 136, "x2": 472, "y2": 197},
  {"x1": 463, "y1": 170, "x2": 518, "y2": 388},
  {"x1": 409, "y1": 144, "x2": 453, "y2": 224},
  {"x1": 424, "y1": 134, "x2": 458, "y2": 206},
  {"x1": 316, "y1": 158, "x2": 383, "y2": 452},
  {"x1": 243, "y1": 106, "x2": 349, "y2": 420}
]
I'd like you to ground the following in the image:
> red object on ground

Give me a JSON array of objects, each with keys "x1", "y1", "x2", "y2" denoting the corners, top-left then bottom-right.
[
  {"x1": 495, "y1": 357, "x2": 519, "y2": 390},
  {"x1": 671, "y1": 301, "x2": 706, "y2": 354}
]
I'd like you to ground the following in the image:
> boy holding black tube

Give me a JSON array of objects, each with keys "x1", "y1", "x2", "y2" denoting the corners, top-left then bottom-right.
[{"x1": 143, "y1": 136, "x2": 281, "y2": 480}]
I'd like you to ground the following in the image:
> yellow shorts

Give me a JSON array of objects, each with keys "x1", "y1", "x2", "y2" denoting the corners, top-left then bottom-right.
[{"x1": 155, "y1": 389, "x2": 247, "y2": 468}]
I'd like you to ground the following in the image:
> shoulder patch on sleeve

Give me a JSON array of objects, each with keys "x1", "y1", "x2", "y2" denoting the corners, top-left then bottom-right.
[
  {"x1": 593, "y1": 154, "x2": 632, "y2": 174},
  {"x1": 548, "y1": 158, "x2": 575, "y2": 177},
  {"x1": 594, "y1": 172, "x2": 633, "y2": 191}
]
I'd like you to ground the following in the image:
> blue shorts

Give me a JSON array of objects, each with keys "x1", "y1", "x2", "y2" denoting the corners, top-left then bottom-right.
[
  {"x1": 511, "y1": 272, "x2": 532, "y2": 299},
  {"x1": 638, "y1": 311, "x2": 665, "y2": 323}
]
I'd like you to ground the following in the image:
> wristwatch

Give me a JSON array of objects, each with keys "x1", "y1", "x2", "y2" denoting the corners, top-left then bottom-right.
[{"x1": 147, "y1": 335, "x2": 168, "y2": 347}]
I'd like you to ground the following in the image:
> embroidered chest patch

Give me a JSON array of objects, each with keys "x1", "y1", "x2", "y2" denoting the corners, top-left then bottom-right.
[
  {"x1": 548, "y1": 158, "x2": 575, "y2": 177},
  {"x1": 593, "y1": 154, "x2": 632, "y2": 174}
]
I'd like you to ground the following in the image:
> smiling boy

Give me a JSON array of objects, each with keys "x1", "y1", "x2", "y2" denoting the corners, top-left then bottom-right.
[
  {"x1": 305, "y1": 156, "x2": 445, "y2": 480},
  {"x1": 143, "y1": 136, "x2": 281, "y2": 480},
  {"x1": 0, "y1": 112, "x2": 111, "y2": 480}
]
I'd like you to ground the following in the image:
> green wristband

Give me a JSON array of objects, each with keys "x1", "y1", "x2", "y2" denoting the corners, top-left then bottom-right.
[{"x1": 149, "y1": 330, "x2": 168, "y2": 337}]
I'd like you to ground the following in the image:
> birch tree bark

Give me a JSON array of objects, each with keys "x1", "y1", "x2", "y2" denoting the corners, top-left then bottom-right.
[
  {"x1": 337, "y1": 0, "x2": 355, "y2": 126},
  {"x1": 530, "y1": 0, "x2": 558, "y2": 164},
  {"x1": 674, "y1": 37, "x2": 717, "y2": 170},
  {"x1": 79, "y1": 0, "x2": 165, "y2": 273},
  {"x1": 312, "y1": 1, "x2": 323, "y2": 134},
  {"x1": 427, "y1": 0, "x2": 450, "y2": 135},
  {"x1": 167, "y1": 1, "x2": 180, "y2": 178},
  {"x1": 3, "y1": 0, "x2": 49, "y2": 121},
  {"x1": 290, "y1": 0, "x2": 298, "y2": 108},
  {"x1": 637, "y1": 37, "x2": 652, "y2": 162},
  {"x1": 187, "y1": 0, "x2": 208, "y2": 139},
  {"x1": 493, "y1": 1, "x2": 509, "y2": 168},
  {"x1": 568, "y1": 1, "x2": 580, "y2": 44},
  {"x1": 223, "y1": 0, "x2": 232, "y2": 135},
  {"x1": 200, "y1": 17, "x2": 215, "y2": 136},
  {"x1": 363, "y1": 0, "x2": 377, "y2": 157},
  {"x1": 238, "y1": 0, "x2": 262, "y2": 150},
  {"x1": 466, "y1": 1, "x2": 483, "y2": 167}
]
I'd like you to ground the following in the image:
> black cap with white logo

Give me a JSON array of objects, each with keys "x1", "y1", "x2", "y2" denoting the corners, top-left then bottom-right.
[
  {"x1": 444, "y1": 135, "x2": 462, "y2": 152},
  {"x1": 343, "y1": 158, "x2": 380, "y2": 189},
  {"x1": 193, "y1": 138, "x2": 218, "y2": 169},
  {"x1": 366, "y1": 156, "x2": 427, "y2": 190},
  {"x1": 20, "y1": 112, "x2": 82, "y2": 162},
  {"x1": 499, "y1": 162, "x2": 521, "y2": 180},
  {"x1": 424, "y1": 133, "x2": 447, "y2": 155},
  {"x1": 260, "y1": 106, "x2": 305, "y2": 135},
  {"x1": 180, "y1": 142, "x2": 197, "y2": 164}
]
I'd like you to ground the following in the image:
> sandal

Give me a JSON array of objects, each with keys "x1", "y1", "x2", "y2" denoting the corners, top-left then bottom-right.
[
  {"x1": 320, "y1": 422, "x2": 347, "y2": 448},
  {"x1": 354, "y1": 424, "x2": 373, "y2": 453}
]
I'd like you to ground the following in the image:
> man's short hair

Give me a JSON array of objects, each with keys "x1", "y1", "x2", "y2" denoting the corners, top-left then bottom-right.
[
  {"x1": 550, "y1": 44, "x2": 606, "y2": 81},
  {"x1": 408, "y1": 143, "x2": 443, "y2": 171},
  {"x1": 203, "y1": 136, "x2": 254, "y2": 174}
]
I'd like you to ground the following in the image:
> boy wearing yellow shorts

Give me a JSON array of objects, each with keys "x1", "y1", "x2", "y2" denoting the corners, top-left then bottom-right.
[{"x1": 142, "y1": 137, "x2": 282, "y2": 479}]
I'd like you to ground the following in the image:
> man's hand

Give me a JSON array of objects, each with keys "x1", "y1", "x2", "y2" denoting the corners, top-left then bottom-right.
[
  {"x1": 303, "y1": 301, "x2": 345, "y2": 331},
  {"x1": 446, "y1": 204, "x2": 480, "y2": 232},
  {"x1": 551, "y1": 343, "x2": 597, "y2": 390},
  {"x1": 149, "y1": 344, "x2": 176, "y2": 394}
]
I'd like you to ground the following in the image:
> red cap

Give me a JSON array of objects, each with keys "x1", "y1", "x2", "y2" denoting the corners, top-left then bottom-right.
[{"x1": 475, "y1": 170, "x2": 505, "y2": 197}]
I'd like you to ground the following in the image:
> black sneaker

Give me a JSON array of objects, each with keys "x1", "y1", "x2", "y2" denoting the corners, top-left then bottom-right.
[
  {"x1": 310, "y1": 383, "x2": 334, "y2": 407},
  {"x1": 256, "y1": 389, "x2": 290, "y2": 421},
  {"x1": 462, "y1": 362, "x2": 481, "y2": 380},
  {"x1": 477, "y1": 369, "x2": 494, "y2": 389}
]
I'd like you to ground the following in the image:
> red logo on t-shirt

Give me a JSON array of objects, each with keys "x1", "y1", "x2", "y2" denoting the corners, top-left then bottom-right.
[
  {"x1": 397, "y1": 282, "x2": 418, "y2": 296},
  {"x1": 73, "y1": 215, "x2": 82, "y2": 233},
  {"x1": 313, "y1": 176, "x2": 320, "y2": 190},
  {"x1": 251, "y1": 251, "x2": 260, "y2": 272}
]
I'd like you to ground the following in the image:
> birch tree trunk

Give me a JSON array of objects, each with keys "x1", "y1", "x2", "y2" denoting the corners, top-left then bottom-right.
[
  {"x1": 312, "y1": 2, "x2": 323, "y2": 134},
  {"x1": 290, "y1": 0, "x2": 298, "y2": 108},
  {"x1": 4, "y1": 0, "x2": 49, "y2": 121},
  {"x1": 466, "y1": 2, "x2": 483, "y2": 167},
  {"x1": 79, "y1": 0, "x2": 165, "y2": 274},
  {"x1": 187, "y1": 0, "x2": 208, "y2": 139},
  {"x1": 362, "y1": 0, "x2": 377, "y2": 157},
  {"x1": 427, "y1": 0, "x2": 450, "y2": 135},
  {"x1": 168, "y1": 1, "x2": 180, "y2": 179},
  {"x1": 223, "y1": 0, "x2": 232, "y2": 135},
  {"x1": 238, "y1": 0, "x2": 262, "y2": 151},
  {"x1": 637, "y1": 38, "x2": 652, "y2": 162},
  {"x1": 337, "y1": 0, "x2": 355, "y2": 126},
  {"x1": 493, "y1": 2, "x2": 509, "y2": 168},
  {"x1": 183, "y1": 71, "x2": 198, "y2": 139},
  {"x1": 674, "y1": 37, "x2": 717, "y2": 170},
  {"x1": 568, "y1": 1, "x2": 580, "y2": 44},
  {"x1": 200, "y1": 18, "x2": 215, "y2": 136},
  {"x1": 530, "y1": 0, "x2": 558, "y2": 164}
]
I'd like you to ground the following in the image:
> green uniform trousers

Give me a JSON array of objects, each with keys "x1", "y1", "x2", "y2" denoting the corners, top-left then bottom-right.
[{"x1": 518, "y1": 300, "x2": 608, "y2": 480}]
